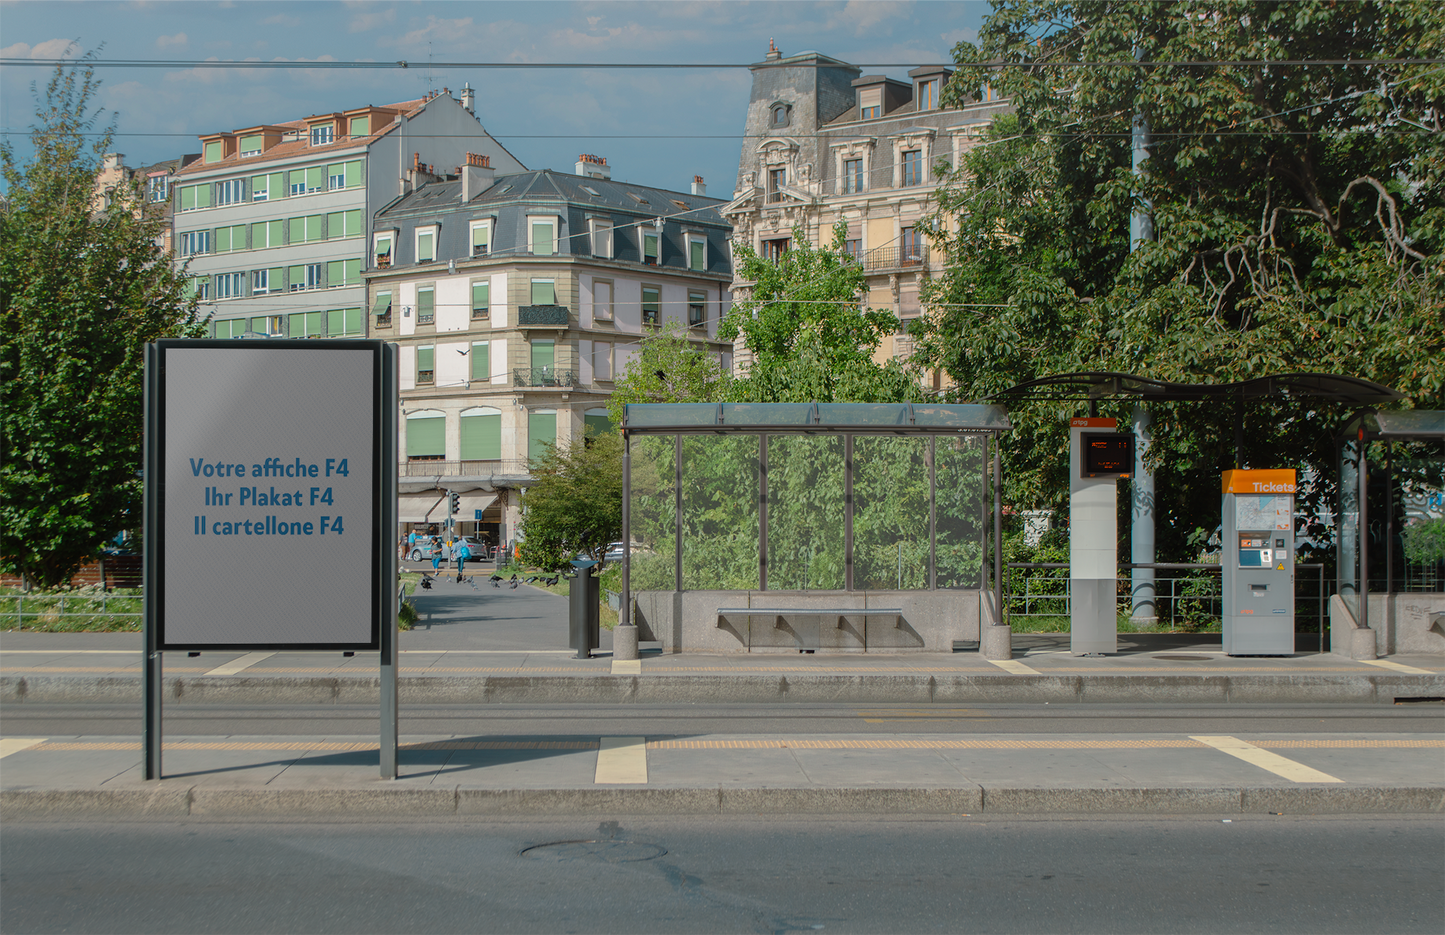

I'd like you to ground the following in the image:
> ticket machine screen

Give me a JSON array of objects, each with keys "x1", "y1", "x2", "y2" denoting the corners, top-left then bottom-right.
[{"x1": 1237, "y1": 535, "x2": 1271, "y2": 567}]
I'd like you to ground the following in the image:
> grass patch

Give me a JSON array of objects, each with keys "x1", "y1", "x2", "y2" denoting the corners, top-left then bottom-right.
[
  {"x1": 1007, "y1": 613, "x2": 1222, "y2": 634},
  {"x1": 0, "y1": 588, "x2": 144, "y2": 632}
]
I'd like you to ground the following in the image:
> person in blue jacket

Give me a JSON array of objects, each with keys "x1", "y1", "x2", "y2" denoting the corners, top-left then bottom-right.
[
  {"x1": 431, "y1": 537, "x2": 442, "y2": 574},
  {"x1": 455, "y1": 539, "x2": 471, "y2": 582}
]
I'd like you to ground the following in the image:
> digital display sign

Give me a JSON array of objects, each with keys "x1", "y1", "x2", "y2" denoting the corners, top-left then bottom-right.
[{"x1": 1081, "y1": 432, "x2": 1133, "y2": 478}]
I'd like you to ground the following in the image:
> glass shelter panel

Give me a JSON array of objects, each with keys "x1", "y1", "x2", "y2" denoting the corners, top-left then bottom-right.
[
  {"x1": 1337, "y1": 439, "x2": 1361, "y2": 622},
  {"x1": 853, "y1": 437, "x2": 930, "y2": 590},
  {"x1": 766, "y1": 435, "x2": 845, "y2": 590},
  {"x1": 681, "y1": 435, "x2": 760, "y2": 590},
  {"x1": 628, "y1": 436, "x2": 677, "y2": 592},
  {"x1": 935, "y1": 435, "x2": 986, "y2": 589}
]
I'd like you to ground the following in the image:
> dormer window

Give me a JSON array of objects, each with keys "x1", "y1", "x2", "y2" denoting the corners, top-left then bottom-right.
[
  {"x1": 239, "y1": 134, "x2": 263, "y2": 157},
  {"x1": 917, "y1": 79, "x2": 940, "y2": 111},
  {"x1": 309, "y1": 124, "x2": 334, "y2": 147},
  {"x1": 771, "y1": 103, "x2": 791, "y2": 128},
  {"x1": 859, "y1": 87, "x2": 882, "y2": 120}
]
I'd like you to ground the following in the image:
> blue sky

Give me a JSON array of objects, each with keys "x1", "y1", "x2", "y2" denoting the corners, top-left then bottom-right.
[{"x1": 1, "y1": 0, "x2": 987, "y2": 197}]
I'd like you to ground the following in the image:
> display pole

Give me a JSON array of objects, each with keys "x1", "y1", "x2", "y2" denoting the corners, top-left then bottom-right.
[
  {"x1": 380, "y1": 344, "x2": 399, "y2": 779},
  {"x1": 142, "y1": 343, "x2": 162, "y2": 780}
]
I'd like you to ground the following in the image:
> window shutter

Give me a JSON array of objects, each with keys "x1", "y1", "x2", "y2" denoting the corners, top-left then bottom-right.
[
  {"x1": 418, "y1": 288, "x2": 434, "y2": 318},
  {"x1": 344, "y1": 307, "x2": 360, "y2": 333},
  {"x1": 181, "y1": 187, "x2": 196, "y2": 211},
  {"x1": 690, "y1": 240, "x2": 705, "y2": 270},
  {"x1": 472, "y1": 281, "x2": 489, "y2": 314},
  {"x1": 371, "y1": 292, "x2": 392, "y2": 316},
  {"x1": 288, "y1": 265, "x2": 305, "y2": 289},
  {"x1": 196, "y1": 185, "x2": 211, "y2": 208},
  {"x1": 345, "y1": 160, "x2": 363, "y2": 188},
  {"x1": 531, "y1": 340, "x2": 555, "y2": 371},
  {"x1": 205, "y1": 141, "x2": 223, "y2": 163},
  {"x1": 240, "y1": 134, "x2": 262, "y2": 153},
  {"x1": 460, "y1": 410, "x2": 501, "y2": 460},
  {"x1": 327, "y1": 212, "x2": 343, "y2": 238},
  {"x1": 472, "y1": 224, "x2": 489, "y2": 250},
  {"x1": 268, "y1": 267, "x2": 284, "y2": 288},
  {"x1": 350, "y1": 116, "x2": 369, "y2": 137},
  {"x1": 406, "y1": 415, "x2": 444, "y2": 457},
  {"x1": 530, "y1": 280, "x2": 555, "y2": 305},
  {"x1": 417, "y1": 347, "x2": 435, "y2": 371},
  {"x1": 305, "y1": 310, "x2": 323, "y2": 335},
  {"x1": 251, "y1": 222, "x2": 267, "y2": 246},
  {"x1": 268, "y1": 219, "x2": 283, "y2": 246},
  {"x1": 644, "y1": 232, "x2": 659, "y2": 261},
  {"x1": 344, "y1": 260, "x2": 360, "y2": 285},
  {"x1": 327, "y1": 260, "x2": 342, "y2": 285},
  {"x1": 470, "y1": 343, "x2": 490, "y2": 382},
  {"x1": 585, "y1": 413, "x2": 613, "y2": 437},
  {"x1": 215, "y1": 227, "x2": 231, "y2": 253},
  {"x1": 288, "y1": 218, "x2": 303, "y2": 244},
  {"x1": 306, "y1": 166, "x2": 324, "y2": 192},
  {"x1": 532, "y1": 221, "x2": 554, "y2": 255},
  {"x1": 528, "y1": 411, "x2": 557, "y2": 463},
  {"x1": 269, "y1": 172, "x2": 286, "y2": 198},
  {"x1": 345, "y1": 210, "x2": 362, "y2": 237}
]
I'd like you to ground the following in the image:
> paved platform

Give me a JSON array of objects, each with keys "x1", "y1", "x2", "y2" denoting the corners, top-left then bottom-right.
[{"x1": 3, "y1": 727, "x2": 1441, "y2": 819}]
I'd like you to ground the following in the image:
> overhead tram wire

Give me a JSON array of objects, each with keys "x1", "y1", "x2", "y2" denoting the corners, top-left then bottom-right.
[{"x1": 3, "y1": 57, "x2": 1441, "y2": 70}]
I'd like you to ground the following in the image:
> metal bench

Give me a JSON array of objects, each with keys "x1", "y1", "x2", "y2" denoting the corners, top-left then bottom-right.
[{"x1": 716, "y1": 607, "x2": 905, "y2": 630}]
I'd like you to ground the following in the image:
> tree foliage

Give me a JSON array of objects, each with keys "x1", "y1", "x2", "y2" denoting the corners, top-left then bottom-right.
[
  {"x1": 918, "y1": 0, "x2": 1444, "y2": 559},
  {"x1": 1, "y1": 54, "x2": 203, "y2": 588},
  {"x1": 517, "y1": 431, "x2": 624, "y2": 572},
  {"x1": 605, "y1": 322, "x2": 732, "y2": 426},
  {"x1": 721, "y1": 224, "x2": 925, "y2": 403}
]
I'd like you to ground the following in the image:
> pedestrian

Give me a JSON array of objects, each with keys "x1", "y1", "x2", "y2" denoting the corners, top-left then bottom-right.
[
  {"x1": 455, "y1": 539, "x2": 471, "y2": 582},
  {"x1": 431, "y1": 537, "x2": 442, "y2": 574},
  {"x1": 407, "y1": 530, "x2": 417, "y2": 558}
]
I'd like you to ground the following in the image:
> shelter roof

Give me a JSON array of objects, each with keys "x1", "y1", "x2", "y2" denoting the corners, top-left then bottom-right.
[
  {"x1": 623, "y1": 402, "x2": 1010, "y2": 433},
  {"x1": 987, "y1": 372, "x2": 1404, "y2": 405}
]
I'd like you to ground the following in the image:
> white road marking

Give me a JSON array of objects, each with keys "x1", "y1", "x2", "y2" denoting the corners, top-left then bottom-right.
[
  {"x1": 399, "y1": 650, "x2": 577, "y2": 655},
  {"x1": 986, "y1": 659, "x2": 1039, "y2": 675},
  {"x1": 611, "y1": 660, "x2": 641, "y2": 675},
  {"x1": 203, "y1": 652, "x2": 274, "y2": 676},
  {"x1": 0, "y1": 738, "x2": 46, "y2": 759},
  {"x1": 1191, "y1": 735, "x2": 1344, "y2": 783},
  {"x1": 1355, "y1": 659, "x2": 1437, "y2": 675},
  {"x1": 595, "y1": 736, "x2": 648, "y2": 784}
]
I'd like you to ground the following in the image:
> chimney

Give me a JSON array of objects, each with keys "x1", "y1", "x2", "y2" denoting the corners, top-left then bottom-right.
[
  {"x1": 575, "y1": 153, "x2": 611, "y2": 180},
  {"x1": 460, "y1": 152, "x2": 495, "y2": 202},
  {"x1": 103, "y1": 153, "x2": 125, "y2": 170},
  {"x1": 691, "y1": 175, "x2": 706, "y2": 196},
  {"x1": 460, "y1": 83, "x2": 475, "y2": 115},
  {"x1": 766, "y1": 38, "x2": 781, "y2": 61}
]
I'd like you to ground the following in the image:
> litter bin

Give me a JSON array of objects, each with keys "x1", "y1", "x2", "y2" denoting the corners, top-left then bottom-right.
[{"x1": 569, "y1": 559, "x2": 600, "y2": 659}]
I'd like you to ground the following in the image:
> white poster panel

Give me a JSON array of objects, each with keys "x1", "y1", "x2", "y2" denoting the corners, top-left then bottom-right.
[{"x1": 160, "y1": 344, "x2": 377, "y2": 647}]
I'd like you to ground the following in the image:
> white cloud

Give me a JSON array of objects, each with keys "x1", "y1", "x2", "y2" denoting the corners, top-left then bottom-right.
[
  {"x1": 348, "y1": 6, "x2": 396, "y2": 34},
  {"x1": 835, "y1": 0, "x2": 905, "y2": 38},
  {"x1": 0, "y1": 38, "x2": 79, "y2": 60},
  {"x1": 155, "y1": 32, "x2": 188, "y2": 50}
]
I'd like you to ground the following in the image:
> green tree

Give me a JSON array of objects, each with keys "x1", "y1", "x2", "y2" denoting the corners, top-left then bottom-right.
[
  {"x1": 1, "y1": 54, "x2": 203, "y2": 588},
  {"x1": 918, "y1": 0, "x2": 1444, "y2": 558},
  {"x1": 605, "y1": 321, "x2": 732, "y2": 426},
  {"x1": 721, "y1": 223, "x2": 925, "y2": 404},
  {"x1": 517, "y1": 431, "x2": 624, "y2": 572}
]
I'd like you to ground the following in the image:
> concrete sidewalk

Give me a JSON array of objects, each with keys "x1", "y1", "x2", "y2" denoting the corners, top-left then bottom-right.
[{"x1": 3, "y1": 728, "x2": 1442, "y2": 819}]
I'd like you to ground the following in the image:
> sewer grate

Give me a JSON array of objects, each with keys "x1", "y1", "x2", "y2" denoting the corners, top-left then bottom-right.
[
  {"x1": 520, "y1": 840, "x2": 667, "y2": 863},
  {"x1": 1153, "y1": 654, "x2": 1212, "y2": 661}
]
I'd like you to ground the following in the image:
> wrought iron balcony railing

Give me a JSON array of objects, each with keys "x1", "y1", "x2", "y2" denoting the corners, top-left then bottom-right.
[
  {"x1": 513, "y1": 367, "x2": 579, "y2": 388},
  {"x1": 517, "y1": 305, "x2": 569, "y2": 326},
  {"x1": 862, "y1": 244, "x2": 929, "y2": 271}
]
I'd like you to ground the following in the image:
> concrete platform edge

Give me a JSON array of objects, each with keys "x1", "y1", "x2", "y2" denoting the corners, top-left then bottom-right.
[{"x1": 5, "y1": 785, "x2": 1442, "y2": 820}]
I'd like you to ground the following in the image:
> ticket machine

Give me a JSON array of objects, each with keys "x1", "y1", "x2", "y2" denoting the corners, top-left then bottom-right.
[{"x1": 1221, "y1": 469, "x2": 1296, "y2": 655}]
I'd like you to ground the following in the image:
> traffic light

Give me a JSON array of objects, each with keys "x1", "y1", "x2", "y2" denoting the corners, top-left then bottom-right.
[{"x1": 448, "y1": 490, "x2": 460, "y2": 515}]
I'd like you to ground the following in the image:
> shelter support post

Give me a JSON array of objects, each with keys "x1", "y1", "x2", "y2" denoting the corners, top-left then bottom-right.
[
  {"x1": 380, "y1": 344, "x2": 398, "y2": 779},
  {"x1": 143, "y1": 343, "x2": 162, "y2": 780},
  {"x1": 615, "y1": 431, "x2": 639, "y2": 659},
  {"x1": 982, "y1": 435, "x2": 1012, "y2": 659},
  {"x1": 1130, "y1": 406, "x2": 1157, "y2": 626}
]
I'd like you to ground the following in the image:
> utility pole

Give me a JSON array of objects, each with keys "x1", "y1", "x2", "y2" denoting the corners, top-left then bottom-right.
[{"x1": 1129, "y1": 87, "x2": 1159, "y2": 627}]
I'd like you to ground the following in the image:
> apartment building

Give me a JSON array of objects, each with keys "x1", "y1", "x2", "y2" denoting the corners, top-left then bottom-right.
[
  {"x1": 170, "y1": 88, "x2": 524, "y2": 340},
  {"x1": 91, "y1": 152, "x2": 199, "y2": 254},
  {"x1": 368, "y1": 156, "x2": 733, "y2": 544},
  {"x1": 723, "y1": 43, "x2": 1010, "y2": 382}
]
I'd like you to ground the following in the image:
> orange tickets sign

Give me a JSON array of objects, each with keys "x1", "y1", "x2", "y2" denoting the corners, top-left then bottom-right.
[
  {"x1": 1222, "y1": 469, "x2": 1297, "y2": 494},
  {"x1": 1070, "y1": 417, "x2": 1117, "y2": 428}
]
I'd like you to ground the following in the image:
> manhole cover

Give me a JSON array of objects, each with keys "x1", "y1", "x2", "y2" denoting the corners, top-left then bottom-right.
[
  {"x1": 1154, "y1": 654, "x2": 1211, "y2": 661},
  {"x1": 520, "y1": 840, "x2": 667, "y2": 863}
]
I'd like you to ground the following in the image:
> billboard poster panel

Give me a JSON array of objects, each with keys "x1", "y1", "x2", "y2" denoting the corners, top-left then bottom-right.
[{"x1": 149, "y1": 340, "x2": 386, "y2": 650}]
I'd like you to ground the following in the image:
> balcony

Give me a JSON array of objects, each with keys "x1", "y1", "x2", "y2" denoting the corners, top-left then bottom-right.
[
  {"x1": 863, "y1": 244, "x2": 929, "y2": 271},
  {"x1": 401, "y1": 459, "x2": 531, "y2": 477},
  {"x1": 513, "y1": 367, "x2": 579, "y2": 388},
  {"x1": 517, "y1": 305, "x2": 569, "y2": 327}
]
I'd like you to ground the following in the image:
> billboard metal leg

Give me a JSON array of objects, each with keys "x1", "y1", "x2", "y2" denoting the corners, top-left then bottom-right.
[{"x1": 144, "y1": 650, "x2": 162, "y2": 780}]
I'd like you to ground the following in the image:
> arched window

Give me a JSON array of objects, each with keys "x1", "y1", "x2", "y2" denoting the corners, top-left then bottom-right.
[
  {"x1": 459, "y1": 407, "x2": 501, "y2": 461},
  {"x1": 405, "y1": 410, "x2": 445, "y2": 461},
  {"x1": 771, "y1": 103, "x2": 790, "y2": 128}
]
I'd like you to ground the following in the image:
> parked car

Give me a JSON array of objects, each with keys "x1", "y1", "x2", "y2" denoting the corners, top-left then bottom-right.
[
  {"x1": 441, "y1": 537, "x2": 491, "y2": 563},
  {"x1": 408, "y1": 538, "x2": 442, "y2": 562},
  {"x1": 604, "y1": 541, "x2": 626, "y2": 562}
]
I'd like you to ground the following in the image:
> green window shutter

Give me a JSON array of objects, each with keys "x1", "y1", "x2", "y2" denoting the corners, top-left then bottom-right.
[
  {"x1": 308, "y1": 215, "x2": 324, "y2": 242},
  {"x1": 251, "y1": 221, "x2": 267, "y2": 246},
  {"x1": 288, "y1": 313, "x2": 304, "y2": 336},
  {"x1": 531, "y1": 340, "x2": 555, "y2": 371},
  {"x1": 233, "y1": 225, "x2": 247, "y2": 249},
  {"x1": 528, "y1": 411, "x2": 557, "y2": 463},
  {"x1": 181, "y1": 187, "x2": 196, "y2": 211},
  {"x1": 270, "y1": 172, "x2": 286, "y2": 198},
  {"x1": 215, "y1": 227, "x2": 232, "y2": 253},
  {"x1": 344, "y1": 260, "x2": 360, "y2": 285},
  {"x1": 532, "y1": 221, "x2": 554, "y2": 255},
  {"x1": 306, "y1": 310, "x2": 323, "y2": 335},
  {"x1": 418, "y1": 289, "x2": 435, "y2": 318},
  {"x1": 344, "y1": 307, "x2": 360, "y2": 333},
  {"x1": 288, "y1": 265, "x2": 305, "y2": 289},
  {"x1": 251, "y1": 175, "x2": 267, "y2": 199},
  {"x1": 371, "y1": 292, "x2": 392, "y2": 316},
  {"x1": 460, "y1": 412, "x2": 501, "y2": 460},
  {"x1": 196, "y1": 185, "x2": 211, "y2": 208},
  {"x1": 269, "y1": 267, "x2": 284, "y2": 288},
  {"x1": 471, "y1": 281, "x2": 489, "y2": 315},
  {"x1": 327, "y1": 163, "x2": 343, "y2": 182},
  {"x1": 530, "y1": 280, "x2": 555, "y2": 305},
  {"x1": 418, "y1": 231, "x2": 434, "y2": 261},
  {"x1": 288, "y1": 218, "x2": 303, "y2": 244},
  {"x1": 690, "y1": 240, "x2": 705, "y2": 270},
  {"x1": 350, "y1": 116, "x2": 369, "y2": 137},
  {"x1": 644, "y1": 232, "x2": 658, "y2": 260},
  {"x1": 240, "y1": 134, "x2": 262, "y2": 153},
  {"x1": 289, "y1": 169, "x2": 306, "y2": 192},
  {"x1": 306, "y1": 166, "x2": 324, "y2": 191},
  {"x1": 585, "y1": 413, "x2": 614, "y2": 437},
  {"x1": 205, "y1": 141, "x2": 223, "y2": 163},
  {"x1": 327, "y1": 261, "x2": 342, "y2": 286},
  {"x1": 472, "y1": 224, "x2": 489, "y2": 250},
  {"x1": 327, "y1": 212, "x2": 343, "y2": 238},
  {"x1": 406, "y1": 416, "x2": 445, "y2": 457},
  {"x1": 470, "y1": 343, "x2": 490, "y2": 381},
  {"x1": 345, "y1": 160, "x2": 363, "y2": 188},
  {"x1": 267, "y1": 219, "x2": 282, "y2": 246},
  {"x1": 326, "y1": 309, "x2": 343, "y2": 335},
  {"x1": 345, "y1": 210, "x2": 361, "y2": 237}
]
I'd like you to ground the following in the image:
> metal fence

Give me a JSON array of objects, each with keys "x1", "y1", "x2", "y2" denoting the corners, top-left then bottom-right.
[
  {"x1": 1005, "y1": 562, "x2": 1331, "y2": 641},
  {"x1": 2, "y1": 592, "x2": 143, "y2": 629}
]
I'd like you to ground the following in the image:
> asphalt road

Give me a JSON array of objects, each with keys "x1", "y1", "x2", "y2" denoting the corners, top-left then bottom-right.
[
  {"x1": 5, "y1": 701, "x2": 1441, "y2": 738},
  {"x1": 3, "y1": 816, "x2": 1440, "y2": 934}
]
